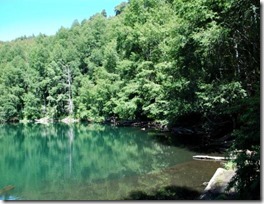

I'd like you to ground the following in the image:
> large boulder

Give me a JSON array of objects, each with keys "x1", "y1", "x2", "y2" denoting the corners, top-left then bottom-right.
[{"x1": 200, "y1": 168, "x2": 236, "y2": 200}]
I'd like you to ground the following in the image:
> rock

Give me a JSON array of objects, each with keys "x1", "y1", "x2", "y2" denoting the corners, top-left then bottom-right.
[
  {"x1": 61, "y1": 117, "x2": 79, "y2": 124},
  {"x1": 200, "y1": 168, "x2": 236, "y2": 200},
  {"x1": 35, "y1": 117, "x2": 52, "y2": 124}
]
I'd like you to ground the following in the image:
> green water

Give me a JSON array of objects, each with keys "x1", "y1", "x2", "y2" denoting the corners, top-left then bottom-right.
[{"x1": 0, "y1": 123, "x2": 220, "y2": 200}]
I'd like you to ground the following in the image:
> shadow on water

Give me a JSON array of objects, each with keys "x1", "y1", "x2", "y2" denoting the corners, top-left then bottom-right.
[
  {"x1": 149, "y1": 112, "x2": 234, "y2": 155},
  {"x1": 151, "y1": 132, "x2": 227, "y2": 154},
  {"x1": 124, "y1": 185, "x2": 200, "y2": 200}
]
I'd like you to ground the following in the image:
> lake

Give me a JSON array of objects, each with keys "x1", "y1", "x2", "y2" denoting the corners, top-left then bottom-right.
[{"x1": 0, "y1": 123, "x2": 221, "y2": 200}]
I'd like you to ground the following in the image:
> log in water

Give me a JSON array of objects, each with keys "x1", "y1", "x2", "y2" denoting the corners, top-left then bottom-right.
[{"x1": 193, "y1": 155, "x2": 229, "y2": 161}]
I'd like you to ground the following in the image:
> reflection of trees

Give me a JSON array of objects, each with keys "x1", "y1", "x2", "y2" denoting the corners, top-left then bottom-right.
[
  {"x1": 67, "y1": 126, "x2": 74, "y2": 175},
  {"x1": 0, "y1": 123, "x2": 193, "y2": 199}
]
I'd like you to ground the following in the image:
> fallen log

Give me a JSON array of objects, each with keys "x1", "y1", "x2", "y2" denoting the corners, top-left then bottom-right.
[
  {"x1": 193, "y1": 155, "x2": 230, "y2": 161},
  {"x1": 0, "y1": 185, "x2": 15, "y2": 194}
]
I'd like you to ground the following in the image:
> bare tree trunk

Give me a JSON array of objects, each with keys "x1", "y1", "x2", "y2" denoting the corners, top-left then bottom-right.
[
  {"x1": 234, "y1": 39, "x2": 240, "y2": 76},
  {"x1": 66, "y1": 65, "x2": 73, "y2": 115}
]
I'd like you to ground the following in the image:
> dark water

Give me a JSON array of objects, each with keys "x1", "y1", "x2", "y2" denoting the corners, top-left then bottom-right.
[{"x1": 0, "y1": 123, "x2": 221, "y2": 200}]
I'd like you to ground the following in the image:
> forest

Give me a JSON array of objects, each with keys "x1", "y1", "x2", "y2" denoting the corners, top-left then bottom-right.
[{"x1": 0, "y1": 0, "x2": 260, "y2": 200}]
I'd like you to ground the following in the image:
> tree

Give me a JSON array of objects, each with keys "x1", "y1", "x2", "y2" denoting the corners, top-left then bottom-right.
[
  {"x1": 115, "y1": 2, "x2": 127, "y2": 16},
  {"x1": 0, "y1": 1, "x2": 260, "y2": 199}
]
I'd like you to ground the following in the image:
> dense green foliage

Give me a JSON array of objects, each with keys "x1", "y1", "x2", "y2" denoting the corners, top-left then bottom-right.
[{"x1": 0, "y1": 0, "x2": 260, "y2": 199}]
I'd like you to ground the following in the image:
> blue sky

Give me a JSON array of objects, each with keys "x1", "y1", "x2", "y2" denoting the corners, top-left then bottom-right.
[{"x1": 0, "y1": 0, "x2": 126, "y2": 41}]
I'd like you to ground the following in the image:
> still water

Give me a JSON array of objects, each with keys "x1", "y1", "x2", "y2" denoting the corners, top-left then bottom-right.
[{"x1": 0, "y1": 123, "x2": 220, "y2": 200}]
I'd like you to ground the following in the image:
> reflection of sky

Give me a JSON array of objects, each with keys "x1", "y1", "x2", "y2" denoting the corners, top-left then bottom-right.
[
  {"x1": 0, "y1": 0, "x2": 126, "y2": 42},
  {"x1": 0, "y1": 123, "x2": 194, "y2": 200}
]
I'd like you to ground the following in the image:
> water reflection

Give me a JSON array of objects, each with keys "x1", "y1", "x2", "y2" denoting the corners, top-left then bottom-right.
[
  {"x1": 68, "y1": 127, "x2": 74, "y2": 175},
  {"x1": 0, "y1": 123, "x2": 207, "y2": 200}
]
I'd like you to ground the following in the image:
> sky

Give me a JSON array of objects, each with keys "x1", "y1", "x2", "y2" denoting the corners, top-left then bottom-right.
[{"x1": 0, "y1": 0, "x2": 126, "y2": 42}]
